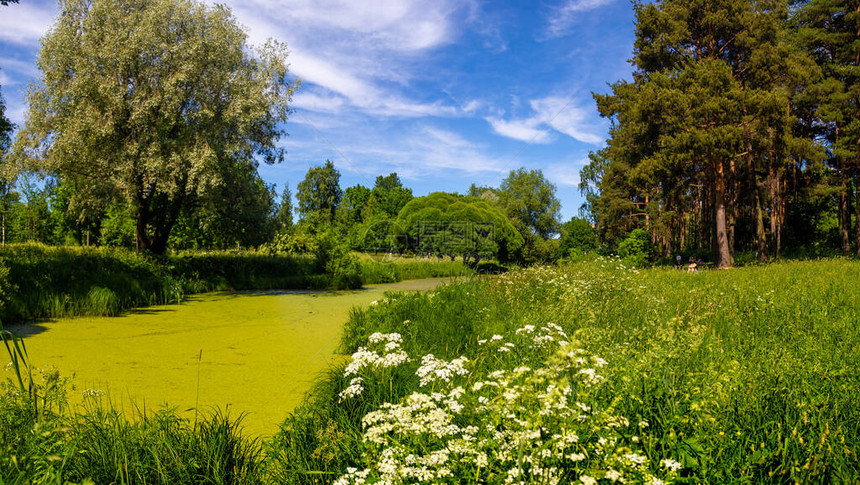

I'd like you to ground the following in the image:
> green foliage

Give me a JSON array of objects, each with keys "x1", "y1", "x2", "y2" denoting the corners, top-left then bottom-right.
[
  {"x1": 557, "y1": 216, "x2": 600, "y2": 259},
  {"x1": 314, "y1": 231, "x2": 362, "y2": 290},
  {"x1": 0, "y1": 387, "x2": 262, "y2": 484},
  {"x1": 260, "y1": 232, "x2": 317, "y2": 255},
  {"x1": 99, "y1": 202, "x2": 136, "y2": 248},
  {"x1": 297, "y1": 160, "x2": 342, "y2": 231},
  {"x1": 585, "y1": 0, "x2": 826, "y2": 265},
  {"x1": 0, "y1": 244, "x2": 329, "y2": 322},
  {"x1": 275, "y1": 184, "x2": 294, "y2": 233},
  {"x1": 14, "y1": 0, "x2": 296, "y2": 254},
  {"x1": 499, "y1": 167, "x2": 561, "y2": 239},
  {"x1": 395, "y1": 192, "x2": 524, "y2": 264},
  {"x1": 371, "y1": 173, "x2": 413, "y2": 219},
  {"x1": 616, "y1": 228, "x2": 651, "y2": 267},
  {"x1": 0, "y1": 258, "x2": 10, "y2": 312},
  {"x1": 357, "y1": 255, "x2": 474, "y2": 284}
]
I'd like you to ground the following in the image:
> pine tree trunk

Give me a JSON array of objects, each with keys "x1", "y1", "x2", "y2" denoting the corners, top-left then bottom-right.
[
  {"x1": 749, "y1": 152, "x2": 768, "y2": 260},
  {"x1": 856, "y1": 180, "x2": 860, "y2": 256},
  {"x1": 714, "y1": 160, "x2": 732, "y2": 268},
  {"x1": 776, "y1": 186, "x2": 785, "y2": 259},
  {"x1": 839, "y1": 178, "x2": 851, "y2": 254}
]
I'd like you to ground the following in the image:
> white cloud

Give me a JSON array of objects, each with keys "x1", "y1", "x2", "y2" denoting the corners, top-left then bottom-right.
[
  {"x1": 292, "y1": 90, "x2": 346, "y2": 113},
  {"x1": 486, "y1": 96, "x2": 604, "y2": 145},
  {"x1": 0, "y1": 2, "x2": 56, "y2": 46},
  {"x1": 221, "y1": 0, "x2": 464, "y2": 120},
  {"x1": 530, "y1": 97, "x2": 604, "y2": 145},
  {"x1": 0, "y1": 56, "x2": 41, "y2": 85},
  {"x1": 485, "y1": 117, "x2": 553, "y2": 144},
  {"x1": 544, "y1": 0, "x2": 614, "y2": 39},
  {"x1": 286, "y1": 124, "x2": 505, "y2": 182}
]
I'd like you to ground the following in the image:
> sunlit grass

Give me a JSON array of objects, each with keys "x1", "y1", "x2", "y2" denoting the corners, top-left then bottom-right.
[{"x1": 273, "y1": 258, "x2": 860, "y2": 483}]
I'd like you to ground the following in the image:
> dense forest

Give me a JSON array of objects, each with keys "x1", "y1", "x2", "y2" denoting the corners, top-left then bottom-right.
[{"x1": 581, "y1": 0, "x2": 860, "y2": 267}]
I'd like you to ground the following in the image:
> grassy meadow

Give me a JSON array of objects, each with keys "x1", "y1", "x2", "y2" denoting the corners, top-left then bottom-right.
[
  {"x1": 271, "y1": 258, "x2": 860, "y2": 484},
  {"x1": 2, "y1": 258, "x2": 859, "y2": 483}
]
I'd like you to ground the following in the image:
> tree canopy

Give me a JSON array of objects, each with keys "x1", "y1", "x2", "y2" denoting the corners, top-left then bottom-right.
[
  {"x1": 394, "y1": 192, "x2": 524, "y2": 263},
  {"x1": 12, "y1": 0, "x2": 296, "y2": 254},
  {"x1": 582, "y1": 0, "x2": 825, "y2": 267},
  {"x1": 296, "y1": 160, "x2": 342, "y2": 230}
]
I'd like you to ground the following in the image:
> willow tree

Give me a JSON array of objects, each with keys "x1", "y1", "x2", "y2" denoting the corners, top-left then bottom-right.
[{"x1": 14, "y1": 0, "x2": 296, "y2": 253}]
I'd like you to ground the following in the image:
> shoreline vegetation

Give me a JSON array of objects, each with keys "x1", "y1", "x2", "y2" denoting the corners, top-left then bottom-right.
[
  {"x1": 0, "y1": 243, "x2": 477, "y2": 324},
  {"x1": 1, "y1": 258, "x2": 858, "y2": 483}
]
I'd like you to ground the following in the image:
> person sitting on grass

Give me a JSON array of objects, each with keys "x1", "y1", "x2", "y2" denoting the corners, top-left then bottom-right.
[{"x1": 688, "y1": 255, "x2": 698, "y2": 273}]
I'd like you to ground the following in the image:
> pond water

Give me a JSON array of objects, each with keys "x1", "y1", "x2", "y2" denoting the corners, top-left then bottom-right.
[{"x1": 7, "y1": 278, "x2": 452, "y2": 436}]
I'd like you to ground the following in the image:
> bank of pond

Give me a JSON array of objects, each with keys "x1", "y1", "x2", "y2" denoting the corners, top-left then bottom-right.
[
  {"x1": 1, "y1": 257, "x2": 859, "y2": 483},
  {"x1": 0, "y1": 243, "x2": 476, "y2": 324}
]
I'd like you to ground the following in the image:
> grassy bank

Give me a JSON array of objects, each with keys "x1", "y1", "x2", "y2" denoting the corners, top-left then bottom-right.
[
  {"x1": 270, "y1": 258, "x2": 860, "y2": 483},
  {"x1": 357, "y1": 254, "x2": 478, "y2": 284},
  {"x1": 0, "y1": 244, "x2": 324, "y2": 323},
  {"x1": 0, "y1": 244, "x2": 478, "y2": 323}
]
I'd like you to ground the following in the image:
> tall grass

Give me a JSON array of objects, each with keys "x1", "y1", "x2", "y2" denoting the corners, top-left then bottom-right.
[
  {"x1": 358, "y1": 254, "x2": 475, "y2": 284},
  {"x1": 270, "y1": 258, "x2": 860, "y2": 483},
  {"x1": 0, "y1": 244, "x2": 322, "y2": 322},
  {"x1": 0, "y1": 325, "x2": 262, "y2": 484}
]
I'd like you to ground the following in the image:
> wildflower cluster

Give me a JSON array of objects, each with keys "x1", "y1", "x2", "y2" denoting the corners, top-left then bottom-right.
[
  {"x1": 335, "y1": 328, "x2": 679, "y2": 484},
  {"x1": 415, "y1": 354, "x2": 469, "y2": 388},
  {"x1": 339, "y1": 332, "x2": 411, "y2": 402},
  {"x1": 344, "y1": 333, "x2": 410, "y2": 377}
]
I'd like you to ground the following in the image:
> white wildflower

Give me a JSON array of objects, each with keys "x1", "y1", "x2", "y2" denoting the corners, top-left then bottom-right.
[
  {"x1": 580, "y1": 474, "x2": 597, "y2": 485},
  {"x1": 338, "y1": 377, "x2": 365, "y2": 401},
  {"x1": 416, "y1": 354, "x2": 469, "y2": 387},
  {"x1": 605, "y1": 468, "x2": 624, "y2": 482},
  {"x1": 661, "y1": 458, "x2": 683, "y2": 471}
]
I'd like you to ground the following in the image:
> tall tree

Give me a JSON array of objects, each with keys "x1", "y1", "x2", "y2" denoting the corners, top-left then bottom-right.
[
  {"x1": 342, "y1": 184, "x2": 372, "y2": 225},
  {"x1": 275, "y1": 184, "x2": 294, "y2": 233},
  {"x1": 585, "y1": 0, "x2": 819, "y2": 267},
  {"x1": 13, "y1": 0, "x2": 295, "y2": 254},
  {"x1": 370, "y1": 173, "x2": 413, "y2": 219},
  {"x1": 0, "y1": 81, "x2": 14, "y2": 246},
  {"x1": 794, "y1": 0, "x2": 860, "y2": 255},
  {"x1": 297, "y1": 160, "x2": 342, "y2": 230},
  {"x1": 499, "y1": 168, "x2": 561, "y2": 238}
]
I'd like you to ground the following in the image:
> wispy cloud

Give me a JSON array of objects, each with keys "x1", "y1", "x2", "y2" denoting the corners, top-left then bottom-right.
[
  {"x1": 530, "y1": 97, "x2": 604, "y2": 145},
  {"x1": 486, "y1": 96, "x2": 604, "y2": 145},
  {"x1": 221, "y1": 0, "x2": 466, "y2": 120},
  {"x1": 544, "y1": 0, "x2": 614, "y2": 39},
  {"x1": 0, "y1": 56, "x2": 41, "y2": 84},
  {"x1": 485, "y1": 116, "x2": 553, "y2": 144},
  {"x1": 0, "y1": 2, "x2": 56, "y2": 46}
]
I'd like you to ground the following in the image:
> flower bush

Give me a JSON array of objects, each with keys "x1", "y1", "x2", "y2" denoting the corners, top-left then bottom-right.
[{"x1": 335, "y1": 325, "x2": 679, "y2": 484}]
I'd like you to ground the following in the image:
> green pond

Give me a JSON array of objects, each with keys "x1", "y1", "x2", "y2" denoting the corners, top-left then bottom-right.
[{"x1": 7, "y1": 278, "x2": 451, "y2": 436}]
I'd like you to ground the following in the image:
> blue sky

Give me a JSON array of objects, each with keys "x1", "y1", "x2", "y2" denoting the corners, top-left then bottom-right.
[{"x1": 0, "y1": 0, "x2": 636, "y2": 221}]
